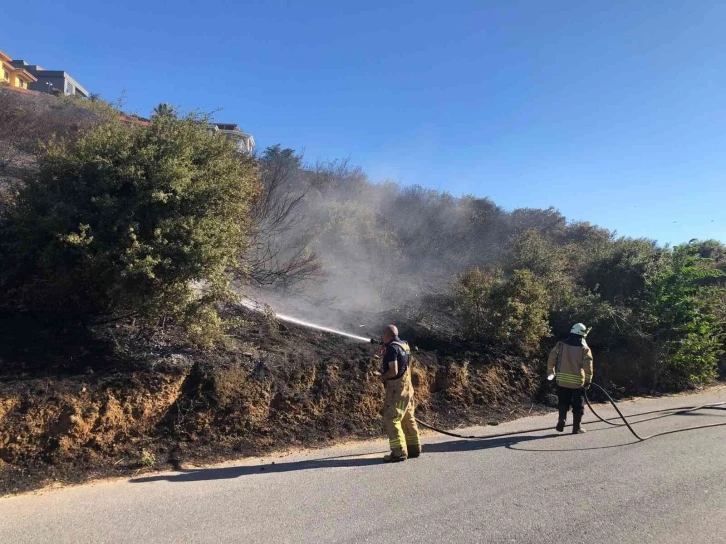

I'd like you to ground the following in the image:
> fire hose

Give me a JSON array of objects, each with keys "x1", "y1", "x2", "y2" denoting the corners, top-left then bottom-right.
[
  {"x1": 368, "y1": 338, "x2": 726, "y2": 441},
  {"x1": 415, "y1": 382, "x2": 726, "y2": 442}
]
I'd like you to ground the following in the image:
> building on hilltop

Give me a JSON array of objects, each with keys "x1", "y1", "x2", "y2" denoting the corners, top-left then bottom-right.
[
  {"x1": 9, "y1": 59, "x2": 88, "y2": 97},
  {"x1": 1, "y1": 51, "x2": 38, "y2": 90},
  {"x1": 209, "y1": 123, "x2": 255, "y2": 153},
  {"x1": 119, "y1": 114, "x2": 151, "y2": 127}
]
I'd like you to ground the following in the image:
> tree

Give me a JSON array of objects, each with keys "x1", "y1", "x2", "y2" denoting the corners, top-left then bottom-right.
[
  {"x1": 0, "y1": 106, "x2": 260, "y2": 344},
  {"x1": 153, "y1": 103, "x2": 176, "y2": 117},
  {"x1": 646, "y1": 244, "x2": 725, "y2": 387},
  {"x1": 583, "y1": 238, "x2": 670, "y2": 305},
  {"x1": 690, "y1": 239, "x2": 726, "y2": 274},
  {"x1": 242, "y1": 145, "x2": 322, "y2": 291},
  {"x1": 508, "y1": 206, "x2": 567, "y2": 237}
]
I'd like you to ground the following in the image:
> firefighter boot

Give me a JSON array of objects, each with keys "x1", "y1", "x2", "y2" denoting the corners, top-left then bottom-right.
[
  {"x1": 556, "y1": 407, "x2": 567, "y2": 433},
  {"x1": 383, "y1": 451, "x2": 408, "y2": 463},
  {"x1": 572, "y1": 412, "x2": 586, "y2": 434}
]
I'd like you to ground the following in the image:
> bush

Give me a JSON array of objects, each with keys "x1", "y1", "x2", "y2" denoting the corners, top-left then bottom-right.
[
  {"x1": 553, "y1": 241, "x2": 726, "y2": 390},
  {"x1": 138, "y1": 449, "x2": 156, "y2": 467},
  {"x1": 646, "y1": 244, "x2": 725, "y2": 388},
  {"x1": 455, "y1": 268, "x2": 550, "y2": 355},
  {"x1": 583, "y1": 238, "x2": 670, "y2": 305},
  {"x1": 454, "y1": 267, "x2": 498, "y2": 337},
  {"x1": 0, "y1": 105, "x2": 260, "y2": 341}
]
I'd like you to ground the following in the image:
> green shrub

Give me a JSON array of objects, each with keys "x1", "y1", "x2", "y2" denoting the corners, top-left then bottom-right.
[
  {"x1": 504, "y1": 229, "x2": 581, "y2": 312},
  {"x1": 0, "y1": 105, "x2": 260, "y2": 341},
  {"x1": 455, "y1": 268, "x2": 550, "y2": 355},
  {"x1": 646, "y1": 244, "x2": 725, "y2": 387},
  {"x1": 583, "y1": 238, "x2": 670, "y2": 305},
  {"x1": 138, "y1": 449, "x2": 156, "y2": 467},
  {"x1": 454, "y1": 267, "x2": 498, "y2": 338}
]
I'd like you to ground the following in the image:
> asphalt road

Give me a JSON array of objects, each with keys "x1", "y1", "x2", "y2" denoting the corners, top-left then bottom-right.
[{"x1": 2, "y1": 388, "x2": 725, "y2": 544}]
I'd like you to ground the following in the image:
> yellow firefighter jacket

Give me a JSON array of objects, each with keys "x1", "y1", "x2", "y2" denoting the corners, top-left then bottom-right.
[{"x1": 547, "y1": 339, "x2": 594, "y2": 389}]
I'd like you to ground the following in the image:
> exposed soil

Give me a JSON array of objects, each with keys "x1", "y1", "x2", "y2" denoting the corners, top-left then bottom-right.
[{"x1": 0, "y1": 307, "x2": 544, "y2": 496}]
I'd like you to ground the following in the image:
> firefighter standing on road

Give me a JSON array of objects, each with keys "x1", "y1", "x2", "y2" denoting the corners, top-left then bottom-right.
[
  {"x1": 547, "y1": 323, "x2": 594, "y2": 435},
  {"x1": 379, "y1": 324, "x2": 422, "y2": 462}
]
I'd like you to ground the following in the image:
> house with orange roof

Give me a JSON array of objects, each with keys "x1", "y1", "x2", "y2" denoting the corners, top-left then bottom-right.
[{"x1": 1, "y1": 50, "x2": 37, "y2": 90}]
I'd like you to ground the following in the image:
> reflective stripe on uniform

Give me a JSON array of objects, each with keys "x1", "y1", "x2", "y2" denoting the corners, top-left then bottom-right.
[
  {"x1": 557, "y1": 372, "x2": 583, "y2": 382},
  {"x1": 390, "y1": 399, "x2": 406, "y2": 421},
  {"x1": 557, "y1": 378, "x2": 584, "y2": 387}
]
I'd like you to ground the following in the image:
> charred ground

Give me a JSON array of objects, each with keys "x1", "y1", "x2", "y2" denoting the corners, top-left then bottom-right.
[{"x1": 0, "y1": 305, "x2": 544, "y2": 496}]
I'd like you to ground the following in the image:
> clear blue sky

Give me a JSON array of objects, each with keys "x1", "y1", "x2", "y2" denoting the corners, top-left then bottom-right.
[{"x1": 4, "y1": 1, "x2": 725, "y2": 245}]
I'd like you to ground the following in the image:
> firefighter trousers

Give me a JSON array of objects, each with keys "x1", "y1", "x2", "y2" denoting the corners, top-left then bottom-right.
[
  {"x1": 557, "y1": 385, "x2": 584, "y2": 419},
  {"x1": 383, "y1": 370, "x2": 421, "y2": 457}
]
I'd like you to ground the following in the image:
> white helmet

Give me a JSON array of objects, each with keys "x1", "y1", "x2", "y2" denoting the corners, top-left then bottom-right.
[{"x1": 570, "y1": 323, "x2": 589, "y2": 336}]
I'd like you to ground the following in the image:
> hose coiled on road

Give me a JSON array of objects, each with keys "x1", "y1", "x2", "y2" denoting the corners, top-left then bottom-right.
[
  {"x1": 415, "y1": 383, "x2": 726, "y2": 441},
  {"x1": 584, "y1": 382, "x2": 726, "y2": 441}
]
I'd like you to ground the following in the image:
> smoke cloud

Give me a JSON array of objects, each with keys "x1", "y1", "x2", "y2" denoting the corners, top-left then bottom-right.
[{"x1": 247, "y1": 146, "x2": 610, "y2": 335}]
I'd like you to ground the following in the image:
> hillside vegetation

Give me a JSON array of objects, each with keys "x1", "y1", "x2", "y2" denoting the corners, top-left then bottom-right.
[
  {"x1": 255, "y1": 145, "x2": 726, "y2": 391},
  {"x1": 0, "y1": 89, "x2": 724, "y2": 493}
]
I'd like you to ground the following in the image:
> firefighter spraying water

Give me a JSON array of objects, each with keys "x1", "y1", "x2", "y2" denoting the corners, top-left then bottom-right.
[{"x1": 376, "y1": 325, "x2": 422, "y2": 462}]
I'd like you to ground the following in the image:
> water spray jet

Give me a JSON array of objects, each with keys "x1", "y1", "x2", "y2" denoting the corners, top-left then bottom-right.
[{"x1": 240, "y1": 299, "x2": 372, "y2": 343}]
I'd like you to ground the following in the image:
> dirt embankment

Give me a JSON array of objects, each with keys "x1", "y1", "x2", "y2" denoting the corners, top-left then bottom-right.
[{"x1": 0, "y1": 314, "x2": 541, "y2": 496}]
